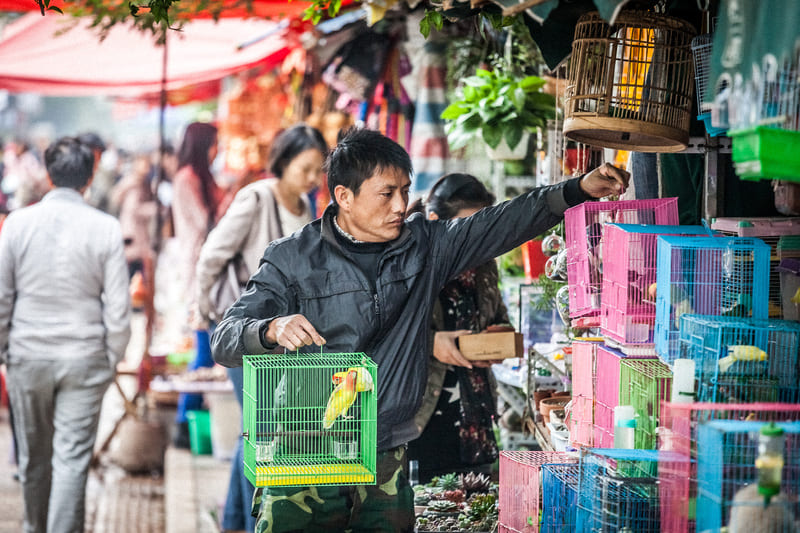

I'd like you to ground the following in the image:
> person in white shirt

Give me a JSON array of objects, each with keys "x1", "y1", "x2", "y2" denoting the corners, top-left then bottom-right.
[{"x1": 0, "y1": 136, "x2": 131, "y2": 533}]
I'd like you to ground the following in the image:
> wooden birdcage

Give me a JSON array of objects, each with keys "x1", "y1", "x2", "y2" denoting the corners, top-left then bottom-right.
[{"x1": 564, "y1": 11, "x2": 696, "y2": 152}]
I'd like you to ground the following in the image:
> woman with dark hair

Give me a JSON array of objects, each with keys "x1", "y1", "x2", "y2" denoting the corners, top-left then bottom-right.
[
  {"x1": 171, "y1": 121, "x2": 224, "y2": 448},
  {"x1": 407, "y1": 173, "x2": 510, "y2": 483},
  {"x1": 195, "y1": 123, "x2": 328, "y2": 533}
]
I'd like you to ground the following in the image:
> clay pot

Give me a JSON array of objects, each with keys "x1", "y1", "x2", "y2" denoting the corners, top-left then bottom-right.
[
  {"x1": 550, "y1": 390, "x2": 572, "y2": 399},
  {"x1": 539, "y1": 396, "x2": 571, "y2": 425},
  {"x1": 533, "y1": 389, "x2": 555, "y2": 411}
]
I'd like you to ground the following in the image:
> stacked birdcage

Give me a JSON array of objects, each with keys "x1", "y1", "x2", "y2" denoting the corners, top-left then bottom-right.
[
  {"x1": 654, "y1": 235, "x2": 771, "y2": 366},
  {"x1": 696, "y1": 420, "x2": 800, "y2": 532},
  {"x1": 691, "y1": 32, "x2": 729, "y2": 137},
  {"x1": 569, "y1": 340, "x2": 600, "y2": 448},
  {"x1": 576, "y1": 448, "x2": 661, "y2": 532},
  {"x1": 657, "y1": 402, "x2": 800, "y2": 533},
  {"x1": 242, "y1": 352, "x2": 378, "y2": 487},
  {"x1": 727, "y1": 46, "x2": 800, "y2": 182},
  {"x1": 619, "y1": 359, "x2": 673, "y2": 449},
  {"x1": 540, "y1": 463, "x2": 581, "y2": 532},
  {"x1": 679, "y1": 314, "x2": 800, "y2": 403},
  {"x1": 564, "y1": 10, "x2": 696, "y2": 152},
  {"x1": 498, "y1": 451, "x2": 578, "y2": 533},
  {"x1": 565, "y1": 198, "x2": 679, "y2": 324},
  {"x1": 711, "y1": 217, "x2": 800, "y2": 319},
  {"x1": 600, "y1": 223, "x2": 711, "y2": 348},
  {"x1": 593, "y1": 344, "x2": 656, "y2": 448}
]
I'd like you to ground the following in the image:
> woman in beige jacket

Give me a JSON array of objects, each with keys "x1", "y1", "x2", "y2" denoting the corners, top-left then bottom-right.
[{"x1": 194, "y1": 123, "x2": 327, "y2": 533}]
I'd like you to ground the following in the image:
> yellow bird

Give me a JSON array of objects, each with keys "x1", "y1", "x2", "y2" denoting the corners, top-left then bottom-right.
[
  {"x1": 331, "y1": 366, "x2": 374, "y2": 392},
  {"x1": 718, "y1": 345, "x2": 768, "y2": 374}
]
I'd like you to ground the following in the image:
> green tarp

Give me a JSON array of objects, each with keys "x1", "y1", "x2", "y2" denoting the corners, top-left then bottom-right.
[{"x1": 708, "y1": 0, "x2": 800, "y2": 105}]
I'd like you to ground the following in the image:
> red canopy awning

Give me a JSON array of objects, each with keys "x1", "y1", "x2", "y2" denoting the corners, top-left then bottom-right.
[
  {"x1": 0, "y1": 11, "x2": 297, "y2": 98},
  {"x1": 0, "y1": 0, "x2": 313, "y2": 19}
]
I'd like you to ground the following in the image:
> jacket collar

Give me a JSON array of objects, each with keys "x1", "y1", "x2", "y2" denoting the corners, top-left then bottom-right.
[
  {"x1": 42, "y1": 187, "x2": 86, "y2": 204},
  {"x1": 320, "y1": 203, "x2": 412, "y2": 252}
]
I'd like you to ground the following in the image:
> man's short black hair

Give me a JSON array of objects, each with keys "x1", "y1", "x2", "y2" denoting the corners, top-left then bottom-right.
[
  {"x1": 44, "y1": 137, "x2": 95, "y2": 190},
  {"x1": 325, "y1": 127, "x2": 413, "y2": 204},
  {"x1": 77, "y1": 132, "x2": 106, "y2": 153}
]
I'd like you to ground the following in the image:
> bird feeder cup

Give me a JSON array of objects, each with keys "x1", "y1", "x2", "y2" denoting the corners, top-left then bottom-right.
[{"x1": 564, "y1": 11, "x2": 696, "y2": 152}]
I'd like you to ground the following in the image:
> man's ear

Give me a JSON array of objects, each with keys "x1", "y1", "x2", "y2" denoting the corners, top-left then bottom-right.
[{"x1": 334, "y1": 184, "x2": 353, "y2": 212}]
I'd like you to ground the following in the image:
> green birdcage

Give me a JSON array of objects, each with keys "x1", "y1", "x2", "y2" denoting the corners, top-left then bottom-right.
[{"x1": 242, "y1": 352, "x2": 378, "y2": 487}]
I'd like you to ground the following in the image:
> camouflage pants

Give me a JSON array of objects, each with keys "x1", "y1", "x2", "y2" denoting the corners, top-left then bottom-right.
[{"x1": 253, "y1": 445, "x2": 414, "y2": 533}]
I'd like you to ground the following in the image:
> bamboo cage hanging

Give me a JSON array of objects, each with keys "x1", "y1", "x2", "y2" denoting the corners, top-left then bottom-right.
[{"x1": 564, "y1": 11, "x2": 697, "y2": 152}]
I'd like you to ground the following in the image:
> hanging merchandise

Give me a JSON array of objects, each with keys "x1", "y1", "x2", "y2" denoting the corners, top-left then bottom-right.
[
  {"x1": 322, "y1": 29, "x2": 392, "y2": 105},
  {"x1": 564, "y1": 10, "x2": 696, "y2": 152}
]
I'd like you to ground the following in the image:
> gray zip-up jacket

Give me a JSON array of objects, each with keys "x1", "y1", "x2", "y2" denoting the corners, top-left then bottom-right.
[{"x1": 211, "y1": 177, "x2": 584, "y2": 451}]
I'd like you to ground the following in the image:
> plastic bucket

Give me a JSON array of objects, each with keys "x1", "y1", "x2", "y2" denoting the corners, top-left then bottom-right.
[{"x1": 186, "y1": 410, "x2": 213, "y2": 456}]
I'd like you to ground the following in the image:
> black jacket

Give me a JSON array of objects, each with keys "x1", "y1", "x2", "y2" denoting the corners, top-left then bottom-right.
[{"x1": 211, "y1": 177, "x2": 583, "y2": 450}]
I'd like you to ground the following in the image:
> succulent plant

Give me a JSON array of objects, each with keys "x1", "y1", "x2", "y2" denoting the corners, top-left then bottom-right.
[
  {"x1": 459, "y1": 472, "x2": 492, "y2": 494},
  {"x1": 466, "y1": 493, "x2": 498, "y2": 522},
  {"x1": 443, "y1": 489, "x2": 466, "y2": 503},
  {"x1": 428, "y1": 499, "x2": 460, "y2": 513},
  {"x1": 414, "y1": 492, "x2": 432, "y2": 506},
  {"x1": 437, "y1": 472, "x2": 461, "y2": 491}
]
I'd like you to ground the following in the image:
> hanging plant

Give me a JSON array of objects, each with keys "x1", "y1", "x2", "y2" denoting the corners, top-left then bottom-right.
[{"x1": 441, "y1": 59, "x2": 556, "y2": 152}]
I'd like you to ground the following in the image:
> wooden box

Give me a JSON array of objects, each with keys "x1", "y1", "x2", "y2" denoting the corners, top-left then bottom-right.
[{"x1": 457, "y1": 331, "x2": 524, "y2": 361}]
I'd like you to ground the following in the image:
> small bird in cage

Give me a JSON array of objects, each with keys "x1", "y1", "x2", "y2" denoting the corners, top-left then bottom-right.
[
  {"x1": 718, "y1": 345, "x2": 768, "y2": 374},
  {"x1": 323, "y1": 367, "x2": 374, "y2": 429}
]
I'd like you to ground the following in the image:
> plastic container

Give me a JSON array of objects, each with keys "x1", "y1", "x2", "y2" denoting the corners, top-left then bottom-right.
[
  {"x1": 186, "y1": 410, "x2": 213, "y2": 456},
  {"x1": 730, "y1": 126, "x2": 800, "y2": 182},
  {"x1": 671, "y1": 359, "x2": 696, "y2": 404},
  {"x1": 614, "y1": 405, "x2": 636, "y2": 449}
]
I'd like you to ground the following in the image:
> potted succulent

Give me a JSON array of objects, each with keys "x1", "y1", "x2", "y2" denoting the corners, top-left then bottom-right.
[{"x1": 441, "y1": 56, "x2": 557, "y2": 160}]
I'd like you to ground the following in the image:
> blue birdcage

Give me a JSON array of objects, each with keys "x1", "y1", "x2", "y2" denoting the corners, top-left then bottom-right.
[
  {"x1": 654, "y1": 235, "x2": 771, "y2": 365},
  {"x1": 696, "y1": 420, "x2": 800, "y2": 532},
  {"x1": 576, "y1": 448, "x2": 661, "y2": 532},
  {"x1": 540, "y1": 463, "x2": 580, "y2": 533},
  {"x1": 679, "y1": 315, "x2": 800, "y2": 403}
]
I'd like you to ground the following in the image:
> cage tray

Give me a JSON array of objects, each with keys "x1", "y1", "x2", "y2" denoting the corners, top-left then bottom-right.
[{"x1": 730, "y1": 126, "x2": 800, "y2": 182}]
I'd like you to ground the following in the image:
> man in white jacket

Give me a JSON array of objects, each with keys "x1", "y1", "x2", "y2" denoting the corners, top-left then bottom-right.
[{"x1": 0, "y1": 136, "x2": 131, "y2": 533}]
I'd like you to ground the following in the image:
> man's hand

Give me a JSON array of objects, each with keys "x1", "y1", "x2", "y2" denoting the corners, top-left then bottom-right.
[
  {"x1": 432, "y1": 330, "x2": 473, "y2": 369},
  {"x1": 266, "y1": 314, "x2": 326, "y2": 351},
  {"x1": 579, "y1": 163, "x2": 630, "y2": 199}
]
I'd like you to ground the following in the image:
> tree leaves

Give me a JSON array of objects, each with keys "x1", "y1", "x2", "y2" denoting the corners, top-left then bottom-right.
[{"x1": 419, "y1": 9, "x2": 442, "y2": 39}]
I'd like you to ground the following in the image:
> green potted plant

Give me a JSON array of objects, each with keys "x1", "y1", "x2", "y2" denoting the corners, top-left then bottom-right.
[{"x1": 441, "y1": 56, "x2": 557, "y2": 160}]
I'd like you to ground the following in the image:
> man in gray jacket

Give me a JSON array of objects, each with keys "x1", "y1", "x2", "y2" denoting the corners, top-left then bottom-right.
[
  {"x1": 211, "y1": 128, "x2": 627, "y2": 533},
  {"x1": 0, "y1": 137, "x2": 131, "y2": 533}
]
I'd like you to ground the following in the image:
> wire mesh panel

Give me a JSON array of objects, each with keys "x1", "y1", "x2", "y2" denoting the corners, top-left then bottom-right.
[
  {"x1": 658, "y1": 402, "x2": 800, "y2": 533},
  {"x1": 564, "y1": 10, "x2": 696, "y2": 152},
  {"x1": 691, "y1": 33, "x2": 728, "y2": 137},
  {"x1": 654, "y1": 235, "x2": 771, "y2": 365},
  {"x1": 619, "y1": 359, "x2": 673, "y2": 449},
  {"x1": 569, "y1": 340, "x2": 601, "y2": 447},
  {"x1": 242, "y1": 353, "x2": 377, "y2": 487},
  {"x1": 679, "y1": 315, "x2": 800, "y2": 403},
  {"x1": 601, "y1": 224, "x2": 710, "y2": 346},
  {"x1": 576, "y1": 448, "x2": 661, "y2": 532},
  {"x1": 711, "y1": 217, "x2": 800, "y2": 319},
  {"x1": 498, "y1": 451, "x2": 577, "y2": 533},
  {"x1": 565, "y1": 198, "x2": 679, "y2": 321},
  {"x1": 540, "y1": 463, "x2": 580, "y2": 533},
  {"x1": 696, "y1": 421, "x2": 800, "y2": 533},
  {"x1": 594, "y1": 344, "x2": 656, "y2": 448}
]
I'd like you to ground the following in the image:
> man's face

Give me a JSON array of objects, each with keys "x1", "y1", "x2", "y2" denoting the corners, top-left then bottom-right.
[{"x1": 336, "y1": 167, "x2": 411, "y2": 243}]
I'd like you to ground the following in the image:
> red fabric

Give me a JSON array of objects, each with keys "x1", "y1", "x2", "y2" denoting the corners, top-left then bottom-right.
[{"x1": 0, "y1": 12, "x2": 296, "y2": 97}]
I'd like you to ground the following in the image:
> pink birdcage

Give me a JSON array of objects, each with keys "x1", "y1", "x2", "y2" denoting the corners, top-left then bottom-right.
[
  {"x1": 600, "y1": 224, "x2": 711, "y2": 347},
  {"x1": 565, "y1": 198, "x2": 679, "y2": 323},
  {"x1": 593, "y1": 344, "x2": 656, "y2": 448},
  {"x1": 498, "y1": 451, "x2": 577, "y2": 533},
  {"x1": 658, "y1": 402, "x2": 800, "y2": 533},
  {"x1": 569, "y1": 340, "x2": 601, "y2": 447}
]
